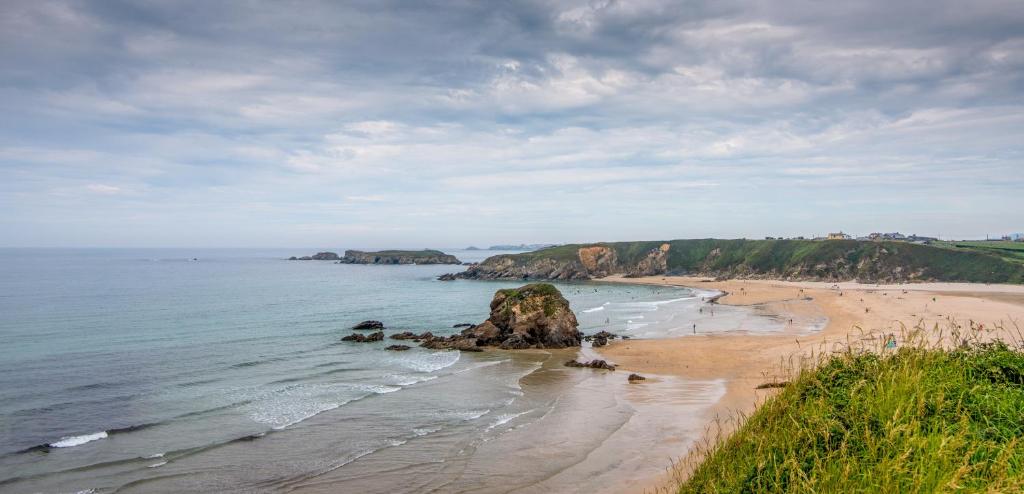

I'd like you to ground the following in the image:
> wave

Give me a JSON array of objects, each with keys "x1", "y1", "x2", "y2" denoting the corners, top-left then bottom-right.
[
  {"x1": 486, "y1": 409, "x2": 534, "y2": 431},
  {"x1": 384, "y1": 374, "x2": 439, "y2": 386},
  {"x1": 390, "y1": 350, "x2": 461, "y2": 373},
  {"x1": 50, "y1": 431, "x2": 108, "y2": 448},
  {"x1": 250, "y1": 383, "x2": 401, "y2": 430},
  {"x1": 582, "y1": 305, "x2": 606, "y2": 313},
  {"x1": 452, "y1": 409, "x2": 490, "y2": 421},
  {"x1": 147, "y1": 461, "x2": 167, "y2": 468}
]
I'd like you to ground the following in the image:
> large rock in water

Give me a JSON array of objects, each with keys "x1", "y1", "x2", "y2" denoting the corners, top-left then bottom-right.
[{"x1": 466, "y1": 283, "x2": 582, "y2": 349}]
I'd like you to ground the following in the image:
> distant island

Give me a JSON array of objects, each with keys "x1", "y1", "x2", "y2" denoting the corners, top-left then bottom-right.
[
  {"x1": 444, "y1": 239, "x2": 1024, "y2": 284},
  {"x1": 338, "y1": 249, "x2": 461, "y2": 265},
  {"x1": 288, "y1": 251, "x2": 339, "y2": 261},
  {"x1": 464, "y1": 244, "x2": 559, "y2": 251}
]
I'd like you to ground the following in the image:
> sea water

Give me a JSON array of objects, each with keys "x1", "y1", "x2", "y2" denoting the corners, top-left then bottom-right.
[{"x1": 0, "y1": 248, "x2": 796, "y2": 493}]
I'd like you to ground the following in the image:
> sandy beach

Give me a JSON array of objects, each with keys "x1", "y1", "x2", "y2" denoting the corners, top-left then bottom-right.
[{"x1": 595, "y1": 275, "x2": 1024, "y2": 493}]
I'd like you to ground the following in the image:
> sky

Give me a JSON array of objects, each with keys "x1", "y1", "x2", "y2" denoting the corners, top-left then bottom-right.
[{"x1": 2, "y1": 0, "x2": 1022, "y2": 248}]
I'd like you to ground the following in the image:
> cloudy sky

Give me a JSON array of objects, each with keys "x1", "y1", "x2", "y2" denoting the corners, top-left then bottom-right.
[{"x1": 2, "y1": 1, "x2": 1022, "y2": 247}]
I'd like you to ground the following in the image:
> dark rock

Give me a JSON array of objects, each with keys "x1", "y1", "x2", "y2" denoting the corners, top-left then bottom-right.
[
  {"x1": 342, "y1": 331, "x2": 384, "y2": 343},
  {"x1": 288, "y1": 256, "x2": 298, "y2": 260},
  {"x1": 453, "y1": 323, "x2": 474, "y2": 328},
  {"x1": 499, "y1": 334, "x2": 533, "y2": 349},
  {"x1": 386, "y1": 345, "x2": 411, "y2": 351},
  {"x1": 464, "y1": 321, "x2": 501, "y2": 344},
  {"x1": 564, "y1": 359, "x2": 616, "y2": 370},
  {"x1": 419, "y1": 335, "x2": 482, "y2": 352},
  {"x1": 592, "y1": 336, "x2": 608, "y2": 347},
  {"x1": 391, "y1": 331, "x2": 434, "y2": 341},
  {"x1": 438, "y1": 273, "x2": 458, "y2": 281},
  {"x1": 352, "y1": 320, "x2": 385, "y2": 330},
  {"x1": 755, "y1": 381, "x2": 789, "y2": 389},
  {"x1": 627, "y1": 373, "x2": 646, "y2": 382}
]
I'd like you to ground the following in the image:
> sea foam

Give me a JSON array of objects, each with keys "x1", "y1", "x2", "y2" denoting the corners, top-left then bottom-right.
[{"x1": 50, "y1": 431, "x2": 108, "y2": 448}]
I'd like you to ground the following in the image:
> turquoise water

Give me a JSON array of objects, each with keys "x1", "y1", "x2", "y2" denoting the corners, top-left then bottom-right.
[{"x1": 0, "y1": 248, "x2": 724, "y2": 493}]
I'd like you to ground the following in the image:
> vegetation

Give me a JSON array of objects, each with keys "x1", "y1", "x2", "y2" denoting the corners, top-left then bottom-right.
[
  {"x1": 348, "y1": 249, "x2": 452, "y2": 257},
  {"x1": 496, "y1": 283, "x2": 565, "y2": 317},
  {"x1": 934, "y1": 241, "x2": 1024, "y2": 267},
  {"x1": 517, "y1": 239, "x2": 1024, "y2": 283},
  {"x1": 679, "y1": 334, "x2": 1024, "y2": 493}
]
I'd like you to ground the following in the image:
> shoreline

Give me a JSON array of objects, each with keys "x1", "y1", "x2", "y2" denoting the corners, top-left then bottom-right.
[{"x1": 593, "y1": 275, "x2": 1024, "y2": 493}]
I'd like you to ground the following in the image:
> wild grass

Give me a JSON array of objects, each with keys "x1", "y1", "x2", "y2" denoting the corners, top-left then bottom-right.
[{"x1": 672, "y1": 321, "x2": 1024, "y2": 493}]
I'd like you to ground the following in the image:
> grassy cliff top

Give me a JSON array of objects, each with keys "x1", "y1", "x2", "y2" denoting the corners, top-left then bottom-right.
[
  {"x1": 496, "y1": 239, "x2": 1024, "y2": 284},
  {"x1": 680, "y1": 341, "x2": 1024, "y2": 492}
]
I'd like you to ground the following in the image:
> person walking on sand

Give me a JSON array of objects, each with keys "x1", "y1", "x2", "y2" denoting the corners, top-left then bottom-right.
[{"x1": 693, "y1": 323, "x2": 696, "y2": 334}]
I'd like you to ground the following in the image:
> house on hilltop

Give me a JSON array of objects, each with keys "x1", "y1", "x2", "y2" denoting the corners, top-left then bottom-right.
[{"x1": 827, "y1": 232, "x2": 852, "y2": 240}]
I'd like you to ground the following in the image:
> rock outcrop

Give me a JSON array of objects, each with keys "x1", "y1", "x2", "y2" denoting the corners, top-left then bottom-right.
[
  {"x1": 390, "y1": 331, "x2": 433, "y2": 341},
  {"x1": 342, "y1": 331, "x2": 384, "y2": 342},
  {"x1": 289, "y1": 251, "x2": 340, "y2": 261},
  {"x1": 386, "y1": 344, "x2": 411, "y2": 351},
  {"x1": 418, "y1": 284, "x2": 582, "y2": 351},
  {"x1": 461, "y1": 283, "x2": 582, "y2": 349},
  {"x1": 339, "y1": 249, "x2": 461, "y2": 265},
  {"x1": 628, "y1": 373, "x2": 646, "y2": 382},
  {"x1": 565, "y1": 359, "x2": 617, "y2": 370},
  {"x1": 583, "y1": 330, "x2": 620, "y2": 347},
  {"x1": 352, "y1": 320, "x2": 385, "y2": 330}
]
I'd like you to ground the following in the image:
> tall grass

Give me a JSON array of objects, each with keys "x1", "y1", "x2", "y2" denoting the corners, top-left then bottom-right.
[{"x1": 675, "y1": 323, "x2": 1024, "y2": 493}]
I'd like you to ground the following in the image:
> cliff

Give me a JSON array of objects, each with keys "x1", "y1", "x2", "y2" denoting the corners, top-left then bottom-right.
[
  {"x1": 444, "y1": 239, "x2": 1024, "y2": 284},
  {"x1": 339, "y1": 249, "x2": 461, "y2": 265}
]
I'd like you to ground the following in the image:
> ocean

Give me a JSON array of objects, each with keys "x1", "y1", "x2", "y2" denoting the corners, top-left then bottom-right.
[{"x1": 0, "y1": 248, "x2": 800, "y2": 493}]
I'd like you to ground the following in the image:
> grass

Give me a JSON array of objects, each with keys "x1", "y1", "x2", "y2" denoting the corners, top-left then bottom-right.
[
  {"x1": 676, "y1": 325, "x2": 1024, "y2": 493},
  {"x1": 935, "y1": 241, "x2": 1024, "y2": 267},
  {"x1": 346, "y1": 249, "x2": 453, "y2": 258},
  {"x1": 494, "y1": 239, "x2": 1024, "y2": 284},
  {"x1": 495, "y1": 283, "x2": 565, "y2": 317}
]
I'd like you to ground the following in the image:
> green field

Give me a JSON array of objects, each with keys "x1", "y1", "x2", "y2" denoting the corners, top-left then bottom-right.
[
  {"x1": 679, "y1": 338, "x2": 1024, "y2": 493},
  {"x1": 935, "y1": 241, "x2": 1024, "y2": 266}
]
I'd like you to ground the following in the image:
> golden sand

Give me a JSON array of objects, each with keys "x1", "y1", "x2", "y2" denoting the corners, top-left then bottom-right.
[{"x1": 594, "y1": 275, "x2": 1024, "y2": 493}]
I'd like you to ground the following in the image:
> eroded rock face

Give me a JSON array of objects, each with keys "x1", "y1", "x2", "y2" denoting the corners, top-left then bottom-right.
[
  {"x1": 463, "y1": 283, "x2": 582, "y2": 349},
  {"x1": 577, "y1": 246, "x2": 618, "y2": 277},
  {"x1": 626, "y1": 243, "x2": 670, "y2": 277}
]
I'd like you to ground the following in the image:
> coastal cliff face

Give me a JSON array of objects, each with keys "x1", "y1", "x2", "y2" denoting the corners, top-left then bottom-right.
[
  {"x1": 446, "y1": 240, "x2": 1024, "y2": 284},
  {"x1": 339, "y1": 249, "x2": 461, "y2": 265}
]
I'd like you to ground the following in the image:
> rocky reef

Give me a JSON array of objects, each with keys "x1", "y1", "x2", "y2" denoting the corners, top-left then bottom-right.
[
  {"x1": 341, "y1": 331, "x2": 384, "y2": 342},
  {"x1": 422, "y1": 283, "x2": 582, "y2": 351},
  {"x1": 339, "y1": 249, "x2": 461, "y2": 265},
  {"x1": 441, "y1": 239, "x2": 1024, "y2": 284}
]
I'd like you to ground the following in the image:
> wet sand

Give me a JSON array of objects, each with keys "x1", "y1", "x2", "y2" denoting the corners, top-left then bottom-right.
[{"x1": 595, "y1": 276, "x2": 1024, "y2": 493}]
